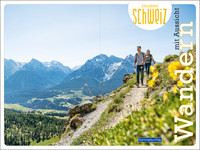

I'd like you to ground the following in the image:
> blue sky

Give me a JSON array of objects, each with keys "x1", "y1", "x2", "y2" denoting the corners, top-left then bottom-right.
[{"x1": 4, "y1": 4, "x2": 196, "y2": 68}]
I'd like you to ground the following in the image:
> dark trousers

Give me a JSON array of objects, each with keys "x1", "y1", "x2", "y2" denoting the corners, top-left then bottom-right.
[
  {"x1": 145, "y1": 63, "x2": 151, "y2": 76},
  {"x1": 136, "y1": 65, "x2": 144, "y2": 84}
]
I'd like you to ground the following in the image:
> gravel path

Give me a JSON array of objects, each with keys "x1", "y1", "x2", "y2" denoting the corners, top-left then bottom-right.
[
  {"x1": 56, "y1": 79, "x2": 147, "y2": 145},
  {"x1": 55, "y1": 99, "x2": 112, "y2": 146},
  {"x1": 107, "y1": 83, "x2": 147, "y2": 128}
]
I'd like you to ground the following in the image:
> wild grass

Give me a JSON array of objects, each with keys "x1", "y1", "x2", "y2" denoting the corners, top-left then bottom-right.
[{"x1": 30, "y1": 136, "x2": 60, "y2": 146}]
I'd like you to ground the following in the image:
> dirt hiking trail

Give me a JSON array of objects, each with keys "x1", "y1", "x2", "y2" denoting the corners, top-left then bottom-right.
[
  {"x1": 56, "y1": 80, "x2": 147, "y2": 146},
  {"x1": 107, "y1": 83, "x2": 147, "y2": 128}
]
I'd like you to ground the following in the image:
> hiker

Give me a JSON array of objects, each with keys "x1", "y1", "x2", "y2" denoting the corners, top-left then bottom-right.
[
  {"x1": 134, "y1": 46, "x2": 146, "y2": 87},
  {"x1": 145, "y1": 49, "x2": 155, "y2": 77}
]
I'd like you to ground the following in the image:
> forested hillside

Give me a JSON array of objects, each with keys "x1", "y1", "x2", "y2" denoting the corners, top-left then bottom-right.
[{"x1": 4, "y1": 109, "x2": 68, "y2": 145}]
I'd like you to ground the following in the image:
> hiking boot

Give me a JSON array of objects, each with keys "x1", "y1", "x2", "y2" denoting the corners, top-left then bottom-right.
[{"x1": 136, "y1": 83, "x2": 139, "y2": 88}]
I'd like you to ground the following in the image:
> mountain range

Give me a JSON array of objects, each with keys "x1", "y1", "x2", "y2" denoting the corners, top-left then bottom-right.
[
  {"x1": 4, "y1": 58, "x2": 72, "y2": 93},
  {"x1": 53, "y1": 54, "x2": 135, "y2": 95},
  {"x1": 4, "y1": 54, "x2": 136, "y2": 104}
]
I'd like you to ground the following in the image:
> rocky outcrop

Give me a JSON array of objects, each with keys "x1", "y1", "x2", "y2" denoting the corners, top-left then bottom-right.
[
  {"x1": 163, "y1": 54, "x2": 179, "y2": 62},
  {"x1": 92, "y1": 95, "x2": 107, "y2": 104},
  {"x1": 69, "y1": 114, "x2": 83, "y2": 129},
  {"x1": 123, "y1": 74, "x2": 133, "y2": 84},
  {"x1": 69, "y1": 101, "x2": 96, "y2": 117}
]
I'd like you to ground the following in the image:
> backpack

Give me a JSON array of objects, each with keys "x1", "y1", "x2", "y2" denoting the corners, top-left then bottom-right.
[{"x1": 136, "y1": 52, "x2": 145, "y2": 61}]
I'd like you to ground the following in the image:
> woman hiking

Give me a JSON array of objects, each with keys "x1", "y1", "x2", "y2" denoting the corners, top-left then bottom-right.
[{"x1": 145, "y1": 49, "x2": 155, "y2": 77}]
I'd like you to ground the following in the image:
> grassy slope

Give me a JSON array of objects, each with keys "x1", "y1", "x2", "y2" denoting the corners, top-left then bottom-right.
[
  {"x1": 72, "y1": 49, "x2": 196, "y2": 146},
  {"x1": 5, "y1": 104, "x2": 33, "y2": 111},
  {"x1": 4, "y1": 104, "x2": 68, "y2": 114},
  {"x1": 28, "y1": 90, "x2": 93, "y2": 103},
  {"x1": 30, "y1": 137, "x2": 60, "y2": 146}
]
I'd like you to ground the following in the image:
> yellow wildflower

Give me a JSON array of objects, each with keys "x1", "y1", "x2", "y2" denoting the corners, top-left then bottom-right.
[
  {"x1": 175, "y1": 112, "x2": 180, "y2": 118},
  {"x1": 130, "y1": 104, "x2": 133, "y2": 108},
  {"x1": 98, "y1": 130, "x2": 101, "y2": 134},
  {"x1": 150, "y1": 66, "x2": 156, "y2": 73},
  {"x1": 193, "y1": 76, "x2": 196, "y2": 81},
  {"x1": 177, "y1": 80, "x2": 184, "y2": 87},
  {"x1": 186, "y1": 73, "x2": 191, "y2": 78},
  {"x1": 126, "y1": 104, "x2": 128, "y2": 107},
  {"x1": 148, "y1": 79, "x2": 155, "y2": 88},
  {"x1": 168, "y1": 61, "x2": 183, "y2": 80},
  {"x1": 146, "y1": 99, "x2": 151, "y2": 102},
  {"x1": 170, "y1": 72, "x2": 178, "y2": 80},
  {"x1": 151, "y1": 99, "x2": 156, "y2": 105},
  {"x1": 152, "y1": 71, "x2": 159, "y2": 80},
  {"x1": 163, "y1": 91, "x2": 168, "y2": 101},
  {"x1": 184, "y1": 66, "x2": 190, "y2": 70},
  {"x1": 172, "y1": 85, "x2": 178, "y2": 94}
]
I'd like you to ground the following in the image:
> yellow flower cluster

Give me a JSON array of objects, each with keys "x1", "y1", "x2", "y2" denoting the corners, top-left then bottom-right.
[
  {"x1": 177, "y1": 80, "x2": 184, "y2": 87},
  {"x1": 193, "y1": 76, "x2": 196, "y2": 82},
  {"x1": 172, "y1": 85, "x2": 178, "y2": 94},
  {"x1": 141, "y1": 98, "x2": 151, "y2": 103},
  {"x1": 148, "y1": 65, "x2": 159, "y2": 88},
  {"x1": 150, "y1": 66, "x2": 156, "y2": 73},
  {"x1": 151, "y1": 99, "x2": 156, "y2": 105},
  {"x1": 152, "y1": 71, "x2": 159, "y2": 80},
  {"x1": 168, "y1": 61, "x2": 183, "y2": 80},
  {"x1": 163, "y1": 91, "x2": 168, "y2": 101},
  {"x1": 148, "y1": 79, "x2": 155, "y2": 88}
]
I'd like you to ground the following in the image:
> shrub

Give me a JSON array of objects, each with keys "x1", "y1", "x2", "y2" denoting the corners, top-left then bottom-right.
[
  {"x1": 114, "y1": 97, "x2": 123, "y2": 103},
  {"x1": 108, "y1": 103, "x2": 122, "y2": 113},
  {"x1": 163, "y1": 54, "x2": 179, "y2": 62},
  {"x1": 91, "y1": 104, "x2": 97, "y2": 110}
]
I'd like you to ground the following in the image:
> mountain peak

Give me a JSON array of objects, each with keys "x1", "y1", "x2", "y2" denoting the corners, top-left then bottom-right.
[
  {"x1": 22, "y1": 58, "x2": 46, "y2": 71},
  {"x1": 125, "y1": 54, "x2": 134, "y2": 59},
  {"x1": 94, "y1": 54, "x2": 108, "y2": 59},
  {"x1": 50, "y1": 60, "x2": 60, "y2": 64},
  {"x1": 109, "y1": 55, "x2": 123, "y2": 63},
  {"x1": 90, "y1": 54, "x2": 109, "y2": 63},
  {"x1": 30, "y1": 58, "x2": 43, "y2": 64}
]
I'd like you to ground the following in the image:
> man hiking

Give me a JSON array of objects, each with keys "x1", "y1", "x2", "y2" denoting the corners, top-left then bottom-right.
[
  {"x1": 134, "y1": 46, "x2": 146, "y2": 88},
  {"x1": 145, "y1": 49, "x2": 155, "y2": 77}
]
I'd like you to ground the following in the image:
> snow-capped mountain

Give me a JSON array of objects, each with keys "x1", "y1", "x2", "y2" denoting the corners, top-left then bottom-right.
[
  {"x1": 44, "y1": 60, "x2": 71, "y2": 74},
  {"x1": 53, "y1": 54, "x2": 135, "y2": 95},
  {"x1": 103, "y1": 61, "x2": 122, "y2": 81}
]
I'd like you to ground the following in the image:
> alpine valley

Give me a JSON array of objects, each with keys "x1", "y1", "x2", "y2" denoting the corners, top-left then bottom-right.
[{"x1": 4, "y1": 54, "x2": 136, "y2": 111}]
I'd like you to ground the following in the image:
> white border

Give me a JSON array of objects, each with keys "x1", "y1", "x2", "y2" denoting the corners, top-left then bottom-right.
[{"x1": 1, "y1": 1, "x2": 199, "y2": 149}]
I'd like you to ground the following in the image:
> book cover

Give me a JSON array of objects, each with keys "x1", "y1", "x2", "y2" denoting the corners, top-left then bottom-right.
[{"x1": 0, "y1": 0, "x2": 199, "y2": 149}]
